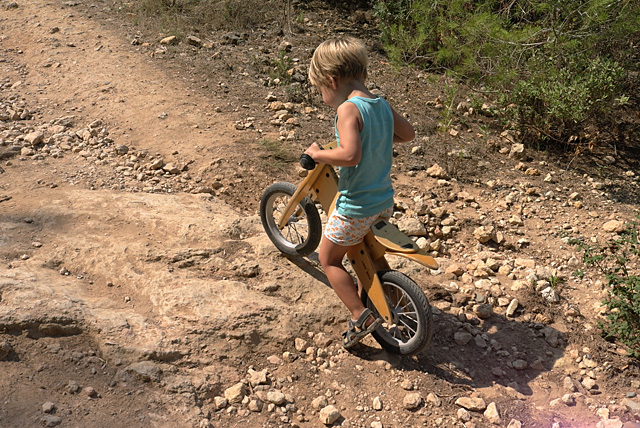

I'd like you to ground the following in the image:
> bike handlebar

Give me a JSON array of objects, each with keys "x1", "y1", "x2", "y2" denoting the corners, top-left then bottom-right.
[{"x1": 299, "y1": 153, "x2": 316, "y2": 170}]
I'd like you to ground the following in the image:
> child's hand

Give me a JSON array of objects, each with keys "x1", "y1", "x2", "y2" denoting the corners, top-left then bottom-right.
[{"x1": 304, "y1": 142, "x2": 322, "y2": 160}]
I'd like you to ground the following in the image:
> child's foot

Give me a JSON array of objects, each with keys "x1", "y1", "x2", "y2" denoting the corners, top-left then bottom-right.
[{"x1": 342, "y1": 308, "x2": 382, "y2": 349}]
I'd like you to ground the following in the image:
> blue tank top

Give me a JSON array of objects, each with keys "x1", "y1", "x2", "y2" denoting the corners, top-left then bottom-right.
[{"x1": 335, "y1": 96, "x2": 394, "y2": 218}]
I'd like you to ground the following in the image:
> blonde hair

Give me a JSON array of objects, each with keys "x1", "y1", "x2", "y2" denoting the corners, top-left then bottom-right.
[{"x1": 309, "y1": 37, "x2": 368, "y2": 88}]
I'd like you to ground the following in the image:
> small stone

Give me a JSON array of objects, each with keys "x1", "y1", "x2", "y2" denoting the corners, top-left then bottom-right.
[
  {"x1": 213, "y1": 396, "x2": 228, "y2": 410},
  {"x1": 42, "y1": 402, "x2": 56, "y2": 413},
  {"x1": 507, "y1": 420, "x2": 523, "y2": 428},
  {"x1": 41, "y1": 415, "x2": 62, "y2": 427},
  {"x1": 312, "y1": 396, "x2": 328, "y2": 410},
  {"x1": 512, "y1": 359, "x2": 528, "y2": 370},
  {"x1": 506, "y1": 299, "x2": 519, "y2": 317},
  {"x1": 473, "y1": 303, "x2": 493, "y2": 319},
  {"x1": 247, "y1": 368, "x2": 268, "y2": 387},
  {"x1": 84, "y1": 386, "x2": 97, "y2": 398},
  {"x1": 563, "y1": 376, "x2": 577, "y2": 392},
  {"x1": 373, "y1": 396, "x2": 383, "y2": 410},
  {"x1": 603, "y1": 220, "x2": 626, "y2": 233},
  {"x1": 67, "y1": 380, "x2": 80, "y2": 394},
  {"x1": 403, "y1": 392, "x2": 423, "y2": 410},
  {"x1": 294, "y1": 338, "x2": 307, "y2": 352},
  {"x1": 457, "y1": 408, "x2": 472, "y2": 422},
  {"x1": 484, "y1": 402, "x2": 501, "y2": 424},
  {"x1": 224, "y1": 382, "x2": 247, "y2": 404},
  {"x1": 456, "y1": 396, "x2": 487, "y2": 411},
  {"x1": 266, "y1": 390, "x2": 286, "y2": 405},
  {"x1": 319, "y1": 405, "x2": 341, "y2": 425},
  {"x1": 400, "y1": 379, "x2": 413, "y2": 390},
  {"x1": 426, "y1": 392, "x2": 442, "y2": 407},
  {"x1": 0, "y1": 341, "x2": 14, "y2": 361},
  {"x1": 561, "y1": 394, "x2": 576, "y2": 406},
  {"x1": 160, "y1": 35, "x2": 177, "y2": 45},
  {"x1": 454, "y1": 331, "x2": 473, "y2": 346}
]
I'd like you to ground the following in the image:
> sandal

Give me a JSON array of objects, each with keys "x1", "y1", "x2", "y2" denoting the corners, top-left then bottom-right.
[{"x1": 342, "y1": 308, "x2": 382, "y2": 349}]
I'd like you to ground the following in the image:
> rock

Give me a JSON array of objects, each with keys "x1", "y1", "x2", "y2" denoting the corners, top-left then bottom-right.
[
  {"x1": 454, "y1": 331, "x2": 473, "y2": 346},
  {"x1": 597, "y1": 419, "x2": 624, "y2": 428},
  {"x1": 512, "y1": 359, "x2": 528, "y2": 370},
  {"x1": 457, "y1": 408, "x2": 472, "y2": 422},
  {"x1": 266, "y1": 390, "x2": 286, "y2": 405},
  {"x1": 312, "y1": 396, "x2": 329, "y2": 410},
  {"x1": 187, "y1": 35, "x2": 202, "y2": 47},
  {"x1": 403, "y1": 392, "x2": 423, "y2": 410},
  {"x1": 160, "y1": 35, "x2": 178, "y2": 45},
  {"x1": 224, "y1": 382, "x2": 247, "y2": 404},
  {"x1": 603, "y1": 220, "x2": 626, "y2": 233},
  {"x1": 506, "y1": 299, "x2": 519, "y2": 317},
  {"x1": 123, "y1": 361, "x2": 162, "y2": 382},
  {"x1": 41, "y1": 415, "x2": 62, "y2": 427},
  {"x1": 563, "y1": 376, "x2": 577, "y2": 392},
  {"x1": 541, "y1": 286, "x2": 560, "y2": 303},
  {"x1": 561, "y1": 394, "x2": 576, "y2": 406},
  {"x1": 426, "y1": 163, "x2": 449, "y2": 179},
  {"x1": 473, "y1": 303, "x2": 493, "y2": 319},
  {"x1": 426, "y1": 392, "x2": 442, "y2": 407},
  {"x1": 509, "y1": 143, "x2": 525, "y2": 160},
  {"x1": 456, "y1": 396, "x2": 487, "y2": 411},
  {"x1": 24, "y1": 131, "x2": 44, "y2": 145},
  {"x1": 212, "y1": 396, "x2": 228, "y2": 410},
  {"x1": 507, "y1": 420, "x2": 523, "y2": 428},
  {"x1": 294, "y1": 338, "x2": 307, "y2": 352},
  {"x1": 373, "y1": 396, "x2": 383, "y2": 410},
  {"x1": 397, "y1": 217, "x2": 427, "y2": 236},
  {"x1": 319, "y1": 405, "x2": 341, "y2": 425},
  {"x1": 622, "y1": 398, "x2": 640, "y2": 415},
  {"x1": 0, "y1": 341, "x2": 14, "y2": 361},
  {"x1": 248, "y1": 398, "x2": 263, "y2": 412},
  {"x1": 247, "y1": 368, "x2": 268, "y2": 387},
  {"x1": 42, "y1": 402, "x2": 56, "y2": 413},
  {"x1": 473, "y1": 226, "x2": 496, "y2": 244},
  {"x1": 484, "y1": 402, "x2": 501, "y2": 424}
]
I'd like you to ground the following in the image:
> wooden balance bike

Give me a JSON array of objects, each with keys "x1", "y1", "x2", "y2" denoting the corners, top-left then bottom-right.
[{"x1": 259, "y1": 142, "x2": 438, "y2": 355}]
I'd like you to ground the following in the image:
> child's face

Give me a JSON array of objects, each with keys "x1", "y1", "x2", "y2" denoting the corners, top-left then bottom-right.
[{"x1": 316, "y1": 79, "x2": 339, "y2": 108}]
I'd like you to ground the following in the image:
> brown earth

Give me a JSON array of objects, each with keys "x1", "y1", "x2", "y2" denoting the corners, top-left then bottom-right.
[{"x1": 1, "y1": 1, "x2": 640, "y2": 428}]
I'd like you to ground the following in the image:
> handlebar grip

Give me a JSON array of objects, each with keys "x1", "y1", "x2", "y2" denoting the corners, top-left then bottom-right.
[{"x1": 299, "y1": 153, "x2": 316, "y2": 170}]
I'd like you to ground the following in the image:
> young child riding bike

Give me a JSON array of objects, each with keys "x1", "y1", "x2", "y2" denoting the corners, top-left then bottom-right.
[{"x1": 304, "y1": 36, "x2": 416, "y2": 349}]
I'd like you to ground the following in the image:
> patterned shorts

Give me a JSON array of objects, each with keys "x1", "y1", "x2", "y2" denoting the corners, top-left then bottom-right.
[{"x1": 324, "y1": 207, "x2": 394, "y2": 247}]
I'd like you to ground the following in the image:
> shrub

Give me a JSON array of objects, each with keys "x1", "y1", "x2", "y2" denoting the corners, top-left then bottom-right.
[
  {"x1": 569, "y1": 219, "x2": 640, "y2": 358},
  {"x1": 373, "y1": 0, "x2": 639, "y2": 150}
]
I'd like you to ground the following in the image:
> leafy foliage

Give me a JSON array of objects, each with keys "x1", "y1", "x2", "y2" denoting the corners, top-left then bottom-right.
[
  {"x1": 569, "y1": 219, "x2": 640, "y2": 358},
  {"x1": 373, "y1": 0, "x2": 639, "y2": 149}
]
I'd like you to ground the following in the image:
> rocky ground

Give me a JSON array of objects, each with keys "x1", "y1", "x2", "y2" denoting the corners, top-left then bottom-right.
[{"x1": 1, "y1": 0, "x2": 640, "y2": 427}]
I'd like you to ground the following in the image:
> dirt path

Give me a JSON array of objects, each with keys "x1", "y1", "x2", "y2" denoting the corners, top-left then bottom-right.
[{"x1": 2, "y1": 1, "x2": 640, "y2": 428}]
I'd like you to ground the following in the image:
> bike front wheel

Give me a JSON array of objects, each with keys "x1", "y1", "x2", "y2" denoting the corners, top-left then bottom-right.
[
  {"x1": 260, "y1": 182, "x2": 322, "y2": 257},
  {"x1": 362, "y1": 270, "x2": 433, "y2": 356}
]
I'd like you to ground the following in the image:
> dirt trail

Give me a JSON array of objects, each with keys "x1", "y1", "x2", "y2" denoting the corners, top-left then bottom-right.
[{"x1": 2, "y1": 1, "x2": 640, "y2": 428}]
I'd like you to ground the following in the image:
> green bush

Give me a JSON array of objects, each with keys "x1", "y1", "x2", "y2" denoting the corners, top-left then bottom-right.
[
  {"x1": 569, "y1": 219, "x2": 640, "y2": 358},
  {"x1": 373, "y1": 0, "x2": 639, "y2": 149},
  {"x1": 509, "y1": 57, "x2": 625, "y2": 147}
]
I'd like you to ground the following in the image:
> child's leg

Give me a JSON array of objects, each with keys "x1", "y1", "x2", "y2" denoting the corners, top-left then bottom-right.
[{"x1": 317, "y1": 235, "x2": 371, "y2": 324}]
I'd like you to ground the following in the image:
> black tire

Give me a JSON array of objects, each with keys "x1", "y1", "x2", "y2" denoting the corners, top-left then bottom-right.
[
  {"x1": 260, "y1": 182, "x2": 322, "y2": 257},
  {"x1": 362, "y1": 270, "x2": 433, "y2": 356}
]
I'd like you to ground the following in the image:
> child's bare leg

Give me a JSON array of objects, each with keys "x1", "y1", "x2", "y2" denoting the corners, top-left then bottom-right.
[{"x1": 317, "y1": 236, "x2": 370, "y2": 323}]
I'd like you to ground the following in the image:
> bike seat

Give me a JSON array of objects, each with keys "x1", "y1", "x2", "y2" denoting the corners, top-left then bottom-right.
[{"x1": 371, "y1": 219, "x2": 420, "y2": 253}]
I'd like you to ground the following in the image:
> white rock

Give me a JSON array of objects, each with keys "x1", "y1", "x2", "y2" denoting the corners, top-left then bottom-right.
[{"x1": 319, "y1": 405, "x2": 341, "y2": 425}]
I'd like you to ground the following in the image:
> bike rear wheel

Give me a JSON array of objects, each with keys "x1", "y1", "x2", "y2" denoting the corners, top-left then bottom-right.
[
  {"x1": 260, "y1": 182, "x2": 322, "y2": 257},
  {"x1": 362, "y1": 270, "x2": 433, "y2": 356}
]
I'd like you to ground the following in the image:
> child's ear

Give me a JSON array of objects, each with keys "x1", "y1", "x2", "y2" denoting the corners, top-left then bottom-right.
[{"x1": 328, "y1": 76, "x2": 338, "y2": 90}]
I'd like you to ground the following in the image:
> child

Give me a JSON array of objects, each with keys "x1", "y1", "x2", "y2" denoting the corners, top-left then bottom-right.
[{"x1": 304, "y1": 36, "x2": 415, "y2": 349}]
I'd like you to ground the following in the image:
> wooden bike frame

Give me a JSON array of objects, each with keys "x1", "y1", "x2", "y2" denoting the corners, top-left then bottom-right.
[{"x1": 276, "y1": 143, "x2": 438, "y2": 323}]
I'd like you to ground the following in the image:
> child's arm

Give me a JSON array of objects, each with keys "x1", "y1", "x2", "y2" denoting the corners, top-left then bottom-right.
[
  {"x1": 391, "y1": 107, "x2": 415, "y2": 143},
  {"x1": 305, "y1": 102, "x2": 362, "y2": 167}
]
